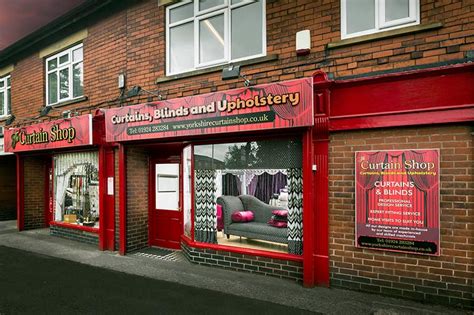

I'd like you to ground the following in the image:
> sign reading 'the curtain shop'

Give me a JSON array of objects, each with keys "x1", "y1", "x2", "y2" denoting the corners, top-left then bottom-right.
[
  {"x1": 4, "y1": 114, "x2": 93, "y2": 153},
  {"x1": 104, "y1": 78, "x2": 313, "y2": 142},
  {"x1": 355, "y1": 149, "x2": 440, "y2": 256}
]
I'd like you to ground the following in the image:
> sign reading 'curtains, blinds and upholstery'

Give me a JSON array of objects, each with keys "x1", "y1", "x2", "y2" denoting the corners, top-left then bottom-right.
[
  {"x1": 104, "y1": 78, "x2": 313, "y2": 142},
  {"x1": 355, "y1": 149, "x2": 440, "y2": 256}
]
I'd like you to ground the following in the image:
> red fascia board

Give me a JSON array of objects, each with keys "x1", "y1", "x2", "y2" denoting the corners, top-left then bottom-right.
[
  {"x1": 328, "y1": 64, "x2": 474, "y2": 130},
  {"x1": 330, "y1": 107, "x2": 474, "y2": 131},
  {"x1": 181, "y1": 235, "x2": 303, "y2": 263}
]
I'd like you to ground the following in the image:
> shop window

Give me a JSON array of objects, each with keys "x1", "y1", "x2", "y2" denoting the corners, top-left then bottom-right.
[
  {"x1": 192, "y1": 138, "x2": 303, "y2": 255},
  {"x1": 166, "y1": 0, "x2": 266, "y2": 75},
  {"x1": 0, "y1": 75, "x2": 11, "y2": 117},
  {"x1": 183, "y1": 145, "x2": 193, "y2": 238},
  {"x1": 341, "y1": 0, "x2": 419, "y2": 39},
  {"x1": 45, "y1": 43, "x2": 84, "y2": 106},
  {"x1": 53, "y1": 151, "x2": 99, "y2": 228}
]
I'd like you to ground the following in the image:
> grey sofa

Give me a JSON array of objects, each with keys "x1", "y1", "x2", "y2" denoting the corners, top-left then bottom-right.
[{"x1": 216, "y1": 195, "x2": 288, "y2": 244}]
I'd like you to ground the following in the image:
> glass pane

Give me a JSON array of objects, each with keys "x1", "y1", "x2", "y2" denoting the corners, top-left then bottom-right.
[
  {"x1": 48, "y1": 59, "x2": 57, "y2": 71},
  {"x1": 199, "y1": 0, "x2": 224, "y2": 11},
  {"x1": 170, "y1": 23, "x2": 194, "y2": 73},
  {"x1": 59, "y1": 68, "x2": 69, "y2": 99},
  {"x1": 346, "y1": 0, "x2": 375, "y2": 34},
  {"x1": 6, "y1": 77, "x2": 10, "y2": 87},
  {"x1": 54, "y1": 152, "x2": 100, "y2": 227},
  {"x1": 59, "y1": 53, "x2": 69, "y2": 64},
  {"x1": 231, "y1": 1, "x2": 263, "y2": 59},
  {"x1": 156, "y1": 164, "x2": 180, "y2": 210},
  {"x1": 183, "y1": 146, "x2": 192, "y2": 237},
  {"x1": 48, "y1": 72, "x2": 58, "y2": 104},
  {"x1": 0, "y1": 91, "x2": 4, "y2": 116},
  {"x1": 199, "y1": 14, "x2": 225, "y2": 64},
  {"x1": 385, "y1": 0, "x2": 410, "y2": 22},
  {"x1": 231, "y1": 0, "x2": 244, "y2": 4},
  {"x1": 72, "y1": 47, "x2": 83, "y2": 62},
  {"x1": 7, "y1": 88, "x2": 11, "y2": 114},
  {"x1": 170, "y1": 3, "x2": 193, "y2": 23},
  {"x1": 73, "y1": 63, "x2": 83, "y2": 98},
  {"x1": 0, "y1": 80, "x2": 3, "y2": 88},
  {"x1": 193, "y1": 138, "x2": 303, "y2": 254}
]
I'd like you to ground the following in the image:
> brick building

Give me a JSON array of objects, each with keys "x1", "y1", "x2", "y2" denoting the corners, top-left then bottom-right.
[{"x1": 0, "y1": 0, "x2": 472, "y2": 309}]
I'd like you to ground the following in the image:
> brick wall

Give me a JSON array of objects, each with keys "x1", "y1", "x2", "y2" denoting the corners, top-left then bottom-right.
[
  {"x1": 329, "y1": 124, "x2": 474, "y2": 308},
  {"x1": 324, "y1": 0, "x2": 474, "y2": 77},
  {"x1": 0, "y1": 155, "x2": 16, "y2": 220},
  {"x1": 23, "y1": 156, "x2": 46, "y2": 230},
  {"x1": 50, "y1": 225, "x2": 99, "y2": 245},
  {"x1": 126, "y1": 146, "x2": 149, "y2": 252},
  {"x1": 6, "y1": 0, "x2": 474, "y2": 126},
  {"x1": 182, "y1": 242, "x2": 303, "y2": 282}
]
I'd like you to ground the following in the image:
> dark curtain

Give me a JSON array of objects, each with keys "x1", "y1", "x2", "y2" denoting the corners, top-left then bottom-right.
[
  {"x1": 254, "y1": 172, "x2": 288, "y2": 203},
  {"x1": 356, "y1": 151, "x2": 386, "y2": 223},
  {"x1": 404, "y1": 150, "x2": 439, "y2": 228},
  {"x1": 222, "y1": 173, "x2": 240, "y2": 196}
]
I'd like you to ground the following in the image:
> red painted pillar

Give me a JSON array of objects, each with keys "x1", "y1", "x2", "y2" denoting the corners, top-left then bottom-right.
[
  {"x1": 16, "y1": 154, "x2": 24, "y2": 231},
  {"x1": 303, "y1": 71, "x2": 332, "y2": 287},
  {"x1": 303, "y1": 129, "x2": 315, "y2": 286},
  {"x1": 99, "y1": 146, "x2": 106, "y2": 250},
  {"x1": 118, "y1": 144, "x2": 127, "y2": 255}
]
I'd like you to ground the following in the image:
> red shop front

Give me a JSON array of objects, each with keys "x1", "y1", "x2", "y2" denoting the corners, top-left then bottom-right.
[
  {"x1": 5, "y1": 113, "x2": 116, "y2": 251},
  {"x1": 104, "y1": 76, "x2": 331, "y2": 286}
]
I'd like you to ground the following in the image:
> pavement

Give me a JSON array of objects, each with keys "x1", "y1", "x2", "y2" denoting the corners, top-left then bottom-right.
[{"x1": 0, "y1": 220, "x2": 470, "y2": 315}]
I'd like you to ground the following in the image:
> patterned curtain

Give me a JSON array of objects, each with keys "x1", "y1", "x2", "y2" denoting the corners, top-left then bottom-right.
[
  {"x1": 287, "y1": 168, "x2": 303, "y2": 255},
  {"x1": 194, "y1": 169, "x2": 217, "y2": 243}
]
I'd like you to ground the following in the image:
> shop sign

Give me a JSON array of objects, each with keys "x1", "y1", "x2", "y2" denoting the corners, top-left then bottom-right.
[
  {"x1": 4, "y1": 114, "x2": 93, "y2": 153},
  {"x1": 355, "y1": 149, "x2": 440, "y2": 256},
  {"x1": 104, "y1": 78, "x2": 313, "y2": 142}
]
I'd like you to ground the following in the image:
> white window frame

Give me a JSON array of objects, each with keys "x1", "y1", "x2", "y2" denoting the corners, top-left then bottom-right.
[
  {"x1": 45, "y1": 43, "x2": 84, "y2": 106},
  {"x1": 0, "y1": 75, "x2": 11, "y2": 117},
  {"x1": 166, "y1": 0, "x2": 266, "y2": 76},
  {"x1": 341, "y1": 0, "x2": 419, "y2": 40}
]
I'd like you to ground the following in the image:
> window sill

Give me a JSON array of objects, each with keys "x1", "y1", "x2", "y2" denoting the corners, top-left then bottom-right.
[
  {"x1": 50, "y1": 221, "x2": 99, "y2": 233},
  {"x1": 327, "y1": 22, "x2": 443, "y2": 50},
  {"x1": 0, "y1": 114, "x2": 12, "y2": 122},
  {"x1": 156, "y1": 54, "x2": 279, "y2": 84},
  {"x1": 181, "y1": 235, "x2": 303, "y2": 262},
  {"x1": 49, "y1": 95, "x2": 88, "y2": 109}
]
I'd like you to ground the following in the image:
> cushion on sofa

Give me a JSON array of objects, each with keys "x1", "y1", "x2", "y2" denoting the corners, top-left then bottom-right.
[
  {"x1": 272, "y1": 209, "x2": 288, "y2": 217},
  {"x1": 231, "y1": 211, "x2": 255, "y2": 222}
]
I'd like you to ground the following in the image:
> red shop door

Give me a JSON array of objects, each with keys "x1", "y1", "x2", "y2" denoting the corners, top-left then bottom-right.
[{"x1": 149, "y1": 158, "x2": 182, "y2": 249}]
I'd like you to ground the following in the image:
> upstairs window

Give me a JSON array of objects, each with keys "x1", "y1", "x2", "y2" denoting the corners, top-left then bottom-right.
[
  {"x1": 46, "y1": 43, "x2": 84, "y2": 106},
  {"x1": 341, "y1": 0, "x2": 419, "y2": 39},
  {"x1": 166, "y1": 0, "x2": 266, "y2": 75},
  {"x1": 0, "y1": 75, "x2": 11, "y2": 117}
]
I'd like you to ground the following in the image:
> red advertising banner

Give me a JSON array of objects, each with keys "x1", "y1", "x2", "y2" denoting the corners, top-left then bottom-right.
[
  {"x1": 355, "y1": 149, "x2": 440, "y2": 256},
  {"x1": 4, "y1": 114, "x2": 93, "y2": 153},
  {"x1": 104, "y1": 78, "x2": 313, "y2": 142}
]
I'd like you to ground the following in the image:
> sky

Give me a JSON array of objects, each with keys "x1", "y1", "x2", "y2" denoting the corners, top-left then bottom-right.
[{"x1": 0, "y1": 0, "x2": 86, "y2": 51}]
